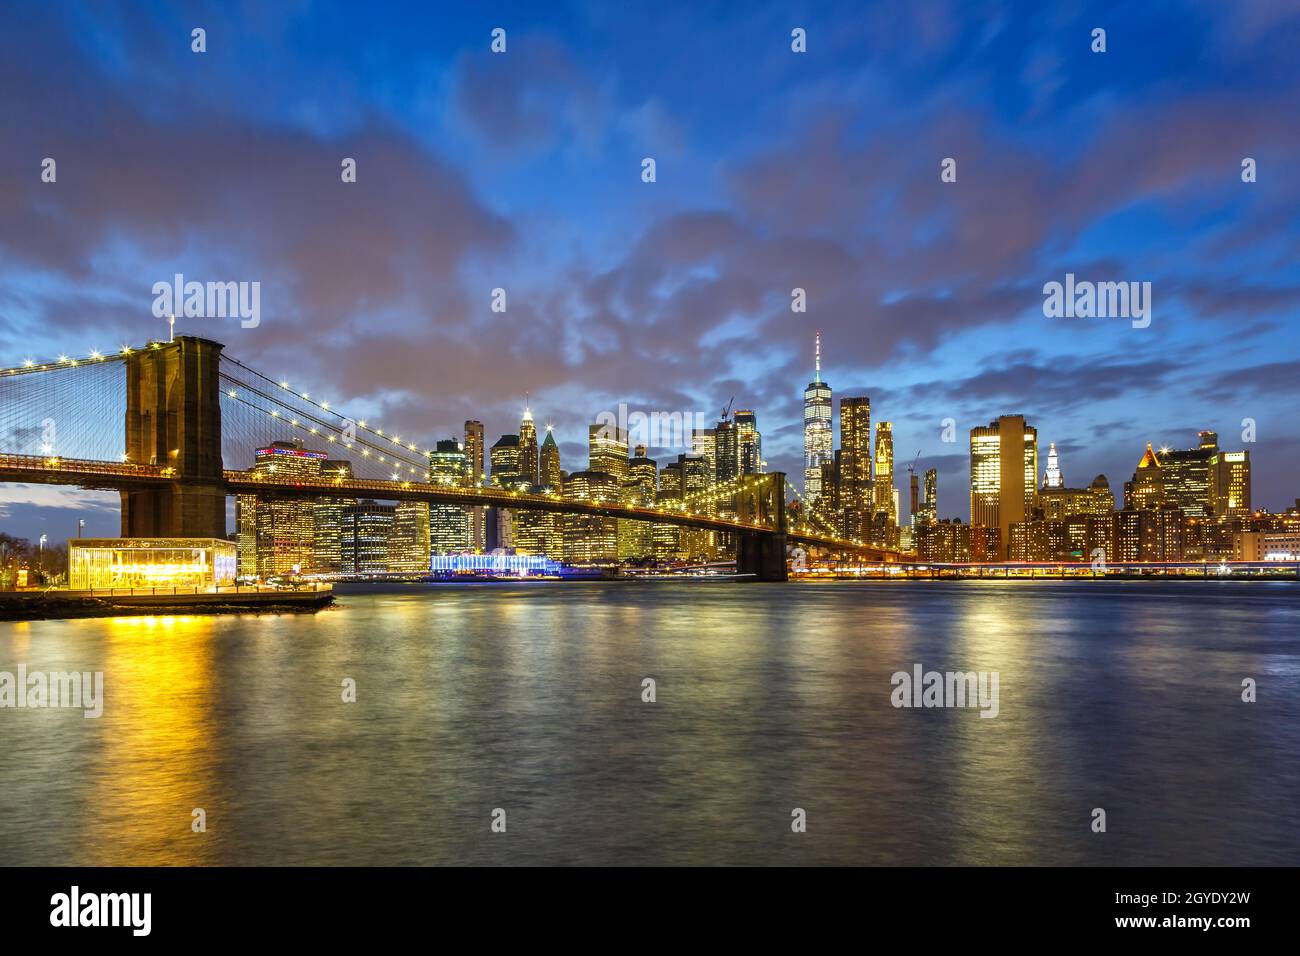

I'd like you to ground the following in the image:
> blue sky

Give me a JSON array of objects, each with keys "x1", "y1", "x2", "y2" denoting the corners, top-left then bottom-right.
[{"x1": 3, "y1": 0, "x2": 1300, "y2": 540}]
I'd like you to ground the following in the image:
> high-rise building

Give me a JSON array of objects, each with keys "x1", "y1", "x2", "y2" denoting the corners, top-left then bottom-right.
[
  {"x1": 518, "y1": 406, "x2": 538, "y2": 487},
  {"x1": 1040, "y1": 474, "x2": 1115, "y2": 518},
  {"x1": 653, "y1": 462, "x2": 684, "y2": 559},
  {"x1": 713, "y1": 418, "x2": 739, "y2": 484},
  {"x1": 734, "y1": 409, "x2": 762, "y2": 475},
  {"x1": 563, "y1": 470, "x2": 619, "y2": 563},
  {"x1": 970, "y1": 415, "x2": 1038, "y2": 560},
  {"x1": 692, "y1": 427, "x2": 717, "y2": 479},
  {"x1": 919, "y1": 468, "x2": 938, "y2": 525},
  {"x1": 1159, "y1": 431, "x2": 1217, "y2": 518},
  {"x1": 1042, "y1": 441, "x2": 1063, "y2": 488},
  {"x1": 1210, "y1": 449, "x2": 1251, "y2": 517},
  {"x1": 390, "y1": 501, "x2": 431, "y2": 573},
  {"x1": 873, "y1": 421, "x2": 896, "y2": 529},
  {"x1": 242, "y1": 440, "x2": 327, "y2": 577},
  {"x1": 589, "y1": 423, "x2": 629, "y2": 480},
  {"x1": 341, "y1": 500, "x2": 395, "y2": 573},
  {"x1": 313, "y1": 458, "x2": 356, "y2": 574},
  {"x1": 803, "y1": 332, "x2": 833, "y2": 501},
  {"x1": 1125, "y1": 443, "x2": 1164, "y2": 510},
  {"x1": 618, "y1": 451, "x2": 658, "y2": 560},
  {"x1": 679, "y1": 453, "x2": 714, "y2": 559},
  {"x1": 464, "y1": 420, "x2": 486, "y2": 549},
  {"x1": 490, "y1": 433, "x2": 522, "y2": 485},
  {"x1": 839, "y1": 396, "x2": 872, "y2": 541},
  {"x1": 540, "y1": 427, "x2": 562, "y2": 488},
  {"x1": 429, "y1": 438, "x2": 470, "y2": 554}
]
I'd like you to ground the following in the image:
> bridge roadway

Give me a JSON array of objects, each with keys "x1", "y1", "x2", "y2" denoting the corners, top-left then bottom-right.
[{"x1": 0, "y1": 452, "x2": 907, "y2": 561}]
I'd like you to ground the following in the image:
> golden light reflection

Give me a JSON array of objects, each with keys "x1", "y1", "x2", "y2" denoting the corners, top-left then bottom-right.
[{"x1": 84, "y1": 615, "x2": 223, "y2": 865}]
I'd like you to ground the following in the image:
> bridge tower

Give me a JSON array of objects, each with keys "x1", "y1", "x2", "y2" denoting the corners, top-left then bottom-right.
[
  {"x1": 120, "y1": 336, "x2": 226, "y2": 538},
  {"x1": 734, "y1": 471, "x2": 788, "y2": 581}
]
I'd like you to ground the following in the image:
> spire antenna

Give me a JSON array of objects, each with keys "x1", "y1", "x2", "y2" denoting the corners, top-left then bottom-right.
[{"x1": 814, "y1": 330, "x2": 822, "y2": 383}]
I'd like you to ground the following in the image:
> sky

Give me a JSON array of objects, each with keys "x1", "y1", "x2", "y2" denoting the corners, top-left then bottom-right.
[{"x1": 2, "y1": 0, "x2": 1300, "y2": 541}]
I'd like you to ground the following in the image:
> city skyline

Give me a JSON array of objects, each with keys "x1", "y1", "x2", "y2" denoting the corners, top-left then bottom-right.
[{"x1": 3, "y1": 2, "x2": 1300, "y2": 542}]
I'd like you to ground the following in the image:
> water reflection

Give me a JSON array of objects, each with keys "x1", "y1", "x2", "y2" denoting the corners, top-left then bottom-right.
[{"x1": 0, "y1": 580, "x2": 1296, "y2": 865}]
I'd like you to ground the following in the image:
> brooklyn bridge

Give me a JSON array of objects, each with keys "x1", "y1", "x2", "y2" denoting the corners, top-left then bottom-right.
[{"x1": 0, "y1": 336, "x2": 908, "y2": 580}]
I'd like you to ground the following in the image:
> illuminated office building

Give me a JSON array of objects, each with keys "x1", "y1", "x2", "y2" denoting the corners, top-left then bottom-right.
[
  {"x1": 341, "y1": 500, "x2": 395, "y2": 573},
  {"x1": 1040, "y1": 474, "x2": 1116, "y2": 519},
  {"x1": 313, "y1": 458, "x2": 356, "y2": 574},
  {"x1": 734, "y1": 409, "x2": 762, "y2": 475},
  {"x1": 692, "y1": 427, "x2": 717, "y2": 478},
  {"x1": 1210, "y1": 449, "x2": 1251, "y2": 517},
  {"x1": 653, "y1": 462, "x2": 684, "y2": 559},
  {"x1": 464, "y1": 420, "x2": 486, "y2": 549},
  {"x1": 803, "y1": 332, "x2": 833, "y2": 501},
  {"x1": 390, "y1": 501, "x2": 431, "y2": 573},
  {"x1": 428, "y1": 439, "x2": 470, "y2": 554},
  {"x1": 919, "y1": 468, "x2": 938, "y2": 525},
  {"x1": 679, "y1": 453, "x2": 714, "y2": 560},
  {"x1": 563, "y1": 470, "x2": 619, "y2": 563},
  {"x1": 241, "y1": 440, "x2": 327, "y2": 577},
  {"x1": 488, "y1": 433, "x2": 523, "y2": 550},
  {"x1": 540, "y1": 428, "x2": 562, "y2": 488},
  {"x1": 518, "y1": 406, "x2": 538, "y2": 487},
  {"x1": 1125, "y1": 444, "x2": 1165, "y2": 510},
  {"x1": 873, "y1": 421, "x2": 896, "y2": 528},
  {"x1": 970, "y1": 415, "x2": 1038, "y2": 560},
  {"x1": 589, "y1": 424, "x2": 629, "y2": 481},
  {"x1": 618, "y1": 450, "x2": 658, "y2": 560},
  {"x1": 839, "y1": 396, "x2": 873, "y2": 541},
  {"x1": 1158, "y1": 430, "x2": 1217, "y2": 518}
]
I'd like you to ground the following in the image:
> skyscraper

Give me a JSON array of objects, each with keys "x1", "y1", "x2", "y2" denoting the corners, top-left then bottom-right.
[
  {"x1": 540, "y1": 427, "x2": 562, "y2": 488},
  {"x1": 390, "y1": 501, "x2": 431, "y2": 573},
  {"x1": 839, "y1": 396, "x2": 872, "y2": 541},
  {"x1": 313, "y1": 458, "x2": 356, "y2": 574},
  {"x1": 1210, "y1": 449, "x2": 1251, "y2": 517},
  {"x1": 464, "y1": 420, "x2": 486, "y2": 550},
  {"x1": 341, "y1": 500, "x2": 395, "y2": 573},
  {"x1": 245, "y1": 440, "x2": 326, "y2": 577},
  {"x1": 589, "y1": 423, "x2": 629, "y2": 480},
  {"x1": 1125, "y1": 443, "x2": 1165, "y2": 510},
  {"x1": 920, "y1": 468, "x2": 938, "y2": 525},
  {"x1": 970, "y1": 415, "x2": 1038, "y2": 559},
  {"x1": 429, "y1": 438, "x2": 470, "y2": 554},
  {"x1": 618, "y1": 450, "x2": 658, "y2": 560},
  {"x1": 518, "y1": 406, "x2": 538, "y2": 487},
  {"x1": 734, "y1": 409, "x2": 762, "y2": 475},
  {"x1": 563, "y1": 470, "x2": 619, "y2": 563},
  {"x1": 803, "y1": 332, "x2": 833, "y2": 501},
  {"x1": 873, "y1": 421, "x2": 896, "y2": 527},
  {"x1": 1158, "y1": 430, "x2": 1217, "y2": 518},
  {"x1": 1043, "y1": 441, "x2": 1063, "y2": 488}
]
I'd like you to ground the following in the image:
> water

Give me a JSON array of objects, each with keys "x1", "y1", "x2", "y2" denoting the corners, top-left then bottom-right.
[{"x1": 1, "y1": 579, "x2": 1297, "y2": 866}]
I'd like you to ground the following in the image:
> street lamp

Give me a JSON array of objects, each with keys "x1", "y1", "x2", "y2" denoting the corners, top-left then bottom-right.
[{"x1": 77, "y1": 518, "x2": 84, "y2": 538}]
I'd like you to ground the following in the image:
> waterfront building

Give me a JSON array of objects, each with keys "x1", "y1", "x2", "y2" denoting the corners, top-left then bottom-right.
[
  {"x1": 242, "y1": 440, "x2": 327, "y2": 578},
  {"x1": 390, "y1": 501, "x2": 431, "y2": 573},
  {"x1": 803, "y1": 332, "x2": 833, "y2": 501},
  {"x1": 969, "y1": 416, "x2": 1037, "y2": 560},
  {"x1": 341, "y1": 500, "x2": 395, "y2": 573},
  {"x1": 312, "y1": 458, "x2": 356, "y2": 574},
  {"x1": 563, "y1": 469, "x2": 619, "y2": 563},
  {"x1": 69, "y1": 538, "x2": 237, "y2": 590},
  {"x1": 428, "y1": 438, "x2": 471, "y2": 554},
  {"x1": 464, "y1": 420, "x2": 486, "y2": 550}
]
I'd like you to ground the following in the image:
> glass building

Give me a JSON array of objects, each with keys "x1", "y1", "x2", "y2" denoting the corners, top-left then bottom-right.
[
  {"x1": 803, "y1": 332, "x2": 833, "y2": 501},
  {"x1": 69, "y1": 538, "x2": 237, "y2": 590}
]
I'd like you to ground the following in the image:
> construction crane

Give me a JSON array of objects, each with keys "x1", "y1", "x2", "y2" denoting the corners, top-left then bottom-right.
[
  {"x1": 907, "y1": 450, "x2": 920, "y2": 477},
  {"x1": 721, "y1": 396, "x2": 735, "y2": 422}
]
